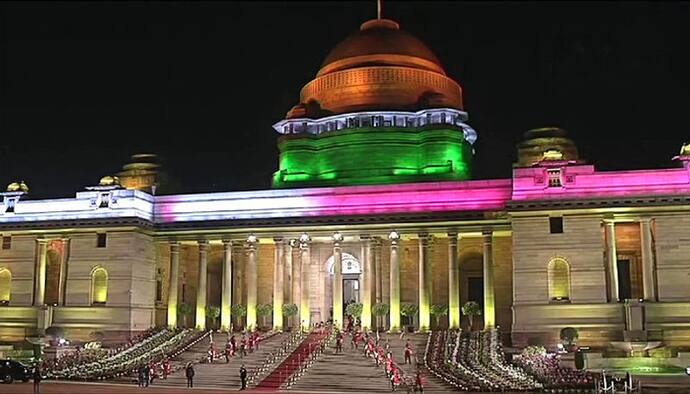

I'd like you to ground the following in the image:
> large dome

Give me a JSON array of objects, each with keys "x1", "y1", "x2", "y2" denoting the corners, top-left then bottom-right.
[
  {"x1": 286, "y1": 18, "x2": 463, "y2": 119},
  {"x1": 317, "y1": 19, "x2": 445, "y2": 77}
]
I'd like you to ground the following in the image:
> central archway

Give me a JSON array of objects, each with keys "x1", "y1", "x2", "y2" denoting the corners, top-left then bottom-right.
[{"x1": 324, "y1": 252, "x2": 361, "y2": 325}]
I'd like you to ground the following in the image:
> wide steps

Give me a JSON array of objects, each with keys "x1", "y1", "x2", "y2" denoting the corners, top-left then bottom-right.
[
  {"x1": 384, "y1": 332, "x2": 455, "y2": 392},
  {"x1": 290, "y1": 347, "x2": 392, "y2": 393},
  {"x1": 155, "y1": 333, "x2": 284, "y2": 390}
]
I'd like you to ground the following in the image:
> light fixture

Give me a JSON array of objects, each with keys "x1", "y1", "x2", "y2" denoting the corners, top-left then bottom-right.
[
  {"x1": 246, "y1": 234, "x2": 257, "y2": 243},
  {"x1": 388, "y1": 230, "x2": 400, "y2": 241},
  {"x1": 332, "y1": 232, "x2": 344, "y2": 243}
]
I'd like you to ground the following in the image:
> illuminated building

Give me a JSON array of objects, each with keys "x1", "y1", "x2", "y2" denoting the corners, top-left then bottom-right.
[{"x1": 1, "y1": 16, "x2": 690, "y2": 352}]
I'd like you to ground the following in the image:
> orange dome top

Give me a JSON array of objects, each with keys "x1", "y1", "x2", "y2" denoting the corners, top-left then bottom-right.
[
  {"x1": 317, "y1": 19, "x2": 445, "y2": 77},
  {"x1": 287, "y1": 19, "x2": 463, "y2": 119}
]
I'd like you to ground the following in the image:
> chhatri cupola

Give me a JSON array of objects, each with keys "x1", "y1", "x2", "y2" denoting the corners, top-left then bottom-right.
[{"x1": 272, "y1": 17, "x2": 476, "y2": 188}]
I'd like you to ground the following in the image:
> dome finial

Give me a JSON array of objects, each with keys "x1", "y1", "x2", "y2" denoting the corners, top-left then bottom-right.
[{"x1": 377, "y1": 0, "x2": 382, "y2": 20}]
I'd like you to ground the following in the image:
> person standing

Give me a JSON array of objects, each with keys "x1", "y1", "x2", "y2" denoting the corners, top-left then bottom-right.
[
  {"x1": 185, "y1": 362, "x2": 195, "y2": 388},
  {"x1": 415, "y1": 371, "x2": 424, "y2": 393},
  {"x1": 143, "y1": 363, "x2": 150, "y2": 387},
  {"x1": 137, "y1": 365, "x2": 145, "y2": 387},
  {"x1": 239, "y1": 364, "x2": 248, "y2": 390},
  {"x1": 404, "y1": 340, "x2": 413, "y2": 364},
  {"x1": 32, "y1": 364, "x2": 42, "y2": 394}
]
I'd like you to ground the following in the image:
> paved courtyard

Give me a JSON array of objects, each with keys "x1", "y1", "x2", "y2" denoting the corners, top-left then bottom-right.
[{"x1": 3, "y1": 374, "x2": 690, "y2": 394}]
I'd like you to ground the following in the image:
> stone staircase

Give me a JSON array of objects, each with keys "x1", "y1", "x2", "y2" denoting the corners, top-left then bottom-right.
[
  {"x1": 384, "y1": 332, "x2": 455, "y2": 392},
  {"x1": 154, "y1": 332, "x2": 285, "y2": 390},
  {"x1": 289, "y1": 341, "x2": 393, "y2": 393}
]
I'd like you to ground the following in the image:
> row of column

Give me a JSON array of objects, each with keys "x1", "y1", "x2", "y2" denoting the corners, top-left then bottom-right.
[
  {"x1": 166, "y1": 231, "x2": 498, "y2": 332},
  {"x1": 604, "y1": 218, "x2": 657, "y2": 302}
]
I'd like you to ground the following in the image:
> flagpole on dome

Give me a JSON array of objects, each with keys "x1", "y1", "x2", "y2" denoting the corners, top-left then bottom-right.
[{"x1": 377, "y1": 0, "x2": 382, "y2": 20}]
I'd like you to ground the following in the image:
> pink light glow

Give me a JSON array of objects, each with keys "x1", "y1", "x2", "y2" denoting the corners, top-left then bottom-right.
[
  {"x1": 155, "y1": 180, "x2": 513, "y2": 223},
  {"x1": 512, "y1": 165, "x2": 690, "y2": 201}
]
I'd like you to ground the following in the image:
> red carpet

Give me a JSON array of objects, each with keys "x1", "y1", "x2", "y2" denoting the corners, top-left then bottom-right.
[{"x1": 254, "y1": 330, "x2": 329, "y2": 390}]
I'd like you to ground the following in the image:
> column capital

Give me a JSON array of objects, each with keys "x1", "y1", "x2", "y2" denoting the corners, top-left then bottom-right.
[
  {"x1": 298, "y1": 232, "x2": 311, "y2": 248},
  {"x1": 418, "y1": 233, "x2": 431, "y2": 247},
  {"x1": 170, "y1": 242, "x2": 181, "y2": 253},
  {"x1": 359, "y1": 234, "x2": 372, "y2": 242},
  {"x1": 273, "y1": 236, "x2": 284, "y2": 243},
  {"x1": 448, "y1": 231, "x2": 459, "y2": 244},
  {"x1": 332, "y1": 232, "x2": 344, "y2": 247},
  {"x1": 197, "y1": 239, "x2": 209, "y2": 247},
  {"x1": 603, "y1": 216, "x2": 616, "y2": 226},
  {"x1": 388, "y1": 230, "x2": 401, "y2": 245},
  {"x1": 221, "y1": 239, "x2": 232, "y2": 246},
  {"x1": 639, "y1": 217, "x2": 653, "y2": 224},
  {"x1": 36, "y1": 238, "x2": 49, "y2": 245}
]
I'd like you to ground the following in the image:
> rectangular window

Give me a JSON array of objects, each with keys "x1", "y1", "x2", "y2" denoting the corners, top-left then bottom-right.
[
  {"x1": 1, "y1": 236, "x2": 10, "y2": 250},
  {"x1": 5, "y1": 199, "x2": 16, "y2": 213},
  {"x1": 547, "y1": 169, "x2": 562, "y2": 187},
  {"x1": 549, "y1": 217, "x2": 564, "y2": 234},
  {"x1": 156, "y1": 279, "x2": 163, "y2": 302},
  {"x1": 97, "y1": 233, "x2": 107, "y2": 248}
]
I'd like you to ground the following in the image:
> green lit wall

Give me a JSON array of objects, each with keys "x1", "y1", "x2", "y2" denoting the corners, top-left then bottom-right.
[{"x1": 272, "y1": 125, "x2": 472, "y2": 188}]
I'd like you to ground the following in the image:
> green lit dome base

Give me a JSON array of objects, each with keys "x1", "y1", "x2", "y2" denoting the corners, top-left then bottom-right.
[{"x1": 272, "y1": 125, "x2": 472, "y2": 188}]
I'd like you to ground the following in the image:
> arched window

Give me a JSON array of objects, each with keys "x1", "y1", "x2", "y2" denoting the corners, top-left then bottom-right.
[
  {"x1": 0, "y1": 268, "x2": 11, "y2": 305},
  {"x1": 91, "y1": 267, "x2": 108, "y2": 305},
  {"x1": 548, "y1": 258, "x2": 571, "y2": 301}
]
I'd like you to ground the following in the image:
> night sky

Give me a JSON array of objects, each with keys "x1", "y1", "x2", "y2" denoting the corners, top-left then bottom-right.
[{"x1": 1, "y1": 1, "x2": 690, "y2": 198}]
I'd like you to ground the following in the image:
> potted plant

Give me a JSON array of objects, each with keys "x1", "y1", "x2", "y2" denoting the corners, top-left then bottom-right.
[
  {"x1": 400, "y1": 303, "x2": 418, "y2": 332},
  {"x1": 461, "y1": 301, "x2": 481, "y2": 331},
  {"x1": 177, "y1": 303, "x2": 193, "y2": 328},
  {"x1": 372, "y1": 303, "x2": 390, "y2": 331},
  {"x1": 560, "y1": 327, "x2": 579, "y2": 352},
  {"x1": 282, "y1": 303, "x2": 298, "y2": 331},
  {"x1": 206, "y1": 305, "x2": 220, "y2": 330},
  {"x1": 430, "y1": 304, "x2": 448, "y2": 330},
  {"x1": 232, "y1": 304, "x2": 247, "y2": 331},
  {"x1": 257, "y1": 303, "x2": 273, "y2": 331},
  {"x1": 345, "y1": 302, "x2": 363, "y2": 323}
]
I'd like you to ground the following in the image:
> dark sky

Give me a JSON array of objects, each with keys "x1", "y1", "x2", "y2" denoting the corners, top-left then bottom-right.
[{"x1": 1, "y1": 1, "x2": 690, "y2": 198}]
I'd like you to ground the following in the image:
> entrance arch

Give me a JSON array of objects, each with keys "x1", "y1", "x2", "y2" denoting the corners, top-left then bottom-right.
[{"x1": 325, "y1": 252, "x2": 361, "y2": 324}]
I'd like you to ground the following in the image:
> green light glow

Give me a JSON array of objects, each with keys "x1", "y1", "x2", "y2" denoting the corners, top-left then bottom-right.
[{"x1": 273, "y1": 126, "x2": 472, "y2": 188}]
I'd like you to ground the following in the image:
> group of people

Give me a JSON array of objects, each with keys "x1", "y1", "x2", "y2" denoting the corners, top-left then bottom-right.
[
  {"x1": 514, "y1": 348, "x2": 594, "y2": 390},
  {"x1": 335, "y1": 322, "x2": 424, "y2": 393},
  {"x1": 208, "y1": 332, "x2": 263, "y2": 363},
  {"x1": 136, "y1": 358, "x2": 173, "y2": 387}
]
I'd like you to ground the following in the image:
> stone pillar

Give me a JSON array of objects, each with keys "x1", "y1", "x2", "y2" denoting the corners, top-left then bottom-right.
[
  {"x1": 482, "y1": 231, "x2": 496, "y2": 329},
  {"x1": 58, "y1": 238, "x2": 70, "y2": 306},
  {"x1": 448, "y1": 232, "x2": 460, "y2": 329},
  {"x1": 361, "y1": 236, "x2": 373, "y2": 330},
  {"x1": 273, "y1": 237, "x2": 284, "y2": 331},
  {"x1": 246, "y1": 236, "x2": 258, "y2": 331},
  {"x1": 34, "y1": 239, "x2": 48, "y2": 306},
  {"x1": 332, "y1": 233, "x2": 344, "y2": 330},
  {"x1": 195, "y1": 240, "x2": 209, "y2": 330},
  {"x1": 291, "y1": 239, "x2": 301, "y2": 329},
  {"x1": 284, "y1": 240, "x2": 293, "y2": 305},
  {"x1": 220, "y1": 240, "x2": 233, "y2": 332},
  {"x1": 374, "y1": 239, "x2": 383, "y2": 329},
  {"x1": 299, "y1": 235, "x2": 311, "y2": 330},
  {"x1": 605, "y1": 220, "x2": 619, "y2": 302},
  {"x1": 232, "y1": 240, "x2": 244, "y2": 311},
  {"x1": 418, "y1": 234, "x2": 431, "y2": 331},
  {"x1": 167, "y1": 242, "x2": 181, "y2": 328},
  {"x1": 640, "y1": 218, "x2": 657, "y2": 301},
  {"x1": 389, "y1": 231, "x2": 401, "y2": 332}
]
